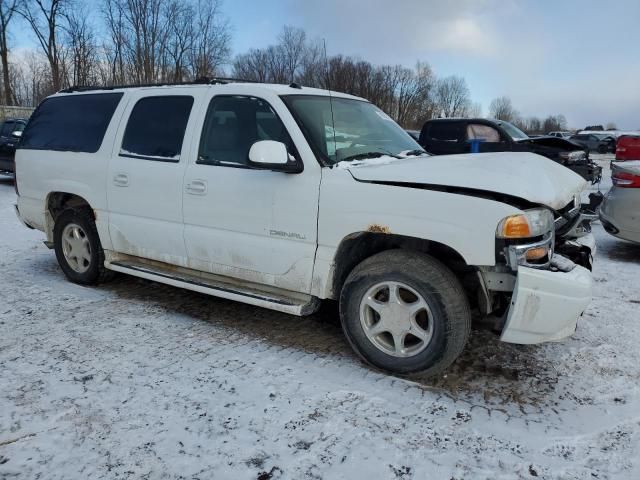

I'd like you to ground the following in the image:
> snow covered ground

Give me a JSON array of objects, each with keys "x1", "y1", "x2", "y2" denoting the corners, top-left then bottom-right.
[{"x1": 1, "y1": 155, "x2": 639, "y2": 480}]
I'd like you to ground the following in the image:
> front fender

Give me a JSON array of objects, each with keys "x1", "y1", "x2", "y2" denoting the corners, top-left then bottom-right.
[{"x1": 319, "y1": 168, "x2": 520, "y2": 265}]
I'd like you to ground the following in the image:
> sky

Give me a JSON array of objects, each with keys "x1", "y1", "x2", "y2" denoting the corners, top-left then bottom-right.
[
  {"x1": 222, "y1": 0, "x2": 640, "y2": 130},
  {"x1": 13, "y1": 0, "x2": 640, "y2": 130}
]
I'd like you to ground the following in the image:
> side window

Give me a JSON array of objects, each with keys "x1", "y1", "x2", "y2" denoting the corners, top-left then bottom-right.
[
  {"x1": 20, "y1": 93, "x2": 123, "y2": 153},
  {"x1": 428, "y1": 122, "x2": 462, "y2": 142},
  {"x1": 198, "y1": 96, "x2": 296, "y2": 167},
  {"x1": 466, "y1": 124, "x2": 501, "y2": 142},
  {"x1": 120, "y1": 96, "x2": 194, "y2": 161}
]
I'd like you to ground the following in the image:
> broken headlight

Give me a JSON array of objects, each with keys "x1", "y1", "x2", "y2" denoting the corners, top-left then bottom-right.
[{"x1": 559, "y1": 150, "x2": 587, "y2": 164}]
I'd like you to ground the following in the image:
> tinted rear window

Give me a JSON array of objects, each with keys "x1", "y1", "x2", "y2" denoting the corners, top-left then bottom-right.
[
  {"x1": 425, "y1": 122, "x2": 463, "y2": 142},
  {"x1": 120, "y1": 96, "x2": 194, "y2": 161},
  {"x1": 20, "y1": 93, "x2": 123, "y2": 153}
]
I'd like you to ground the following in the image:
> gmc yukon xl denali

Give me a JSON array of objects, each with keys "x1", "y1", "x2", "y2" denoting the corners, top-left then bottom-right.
[{"x1": 14, "y1": 81, "x2": 595, "y2": 376}]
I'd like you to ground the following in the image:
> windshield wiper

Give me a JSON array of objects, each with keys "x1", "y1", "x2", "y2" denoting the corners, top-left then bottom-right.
[
  {"x1": 339, "y1": 151, "x2": 400, "y2": 163},
  {"x1": 402, "y1": 149, "x2": 428, "y2": 157}
]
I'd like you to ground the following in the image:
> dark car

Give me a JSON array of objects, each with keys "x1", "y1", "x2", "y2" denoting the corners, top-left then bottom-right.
[
  {"x1": 418, "y1": 118, "x2": 602, "y2": 184},
  {"x1": 569, "y1": 133, "x2": 616, "y2": 154},
  {"x1": 0, "y1": 118, "x2": 27, "y2": 174}
]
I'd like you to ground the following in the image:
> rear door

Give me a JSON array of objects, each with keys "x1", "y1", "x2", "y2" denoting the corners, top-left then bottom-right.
[
  {"x1": 107, "y1": 91, "x2": 197, "y2": 266},
  {"x1": 421, "y1": 122, "x2": 465, "y2": 155}
]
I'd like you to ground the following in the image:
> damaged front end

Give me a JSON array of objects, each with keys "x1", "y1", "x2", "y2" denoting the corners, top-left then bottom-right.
[
  {"x1": 516, "y1": 136, "x2": 603, "y2": 184},
  {"x1": 477, "y1": 197, "x2": 595, "y2": 344}
]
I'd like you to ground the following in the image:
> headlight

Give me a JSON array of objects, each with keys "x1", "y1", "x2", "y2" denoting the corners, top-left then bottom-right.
[
  {"x1": 496, "y1": 208, "x2": 555, "y2": 239},
  {"x1": 559, "y1": 151, "x2": 586, "y2": 164}
]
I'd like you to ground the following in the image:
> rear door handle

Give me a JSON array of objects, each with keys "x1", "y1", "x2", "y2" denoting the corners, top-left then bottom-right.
[
  {"x1": 185, "y1": 179, "x2": 207, "y2": 195},
  {"x1": 113, "y1": 173, "x2": 129, "y2": 187}
]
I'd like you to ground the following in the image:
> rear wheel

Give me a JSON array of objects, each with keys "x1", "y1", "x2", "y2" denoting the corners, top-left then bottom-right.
[
  {"x1": 53, "y1": 208, "x2": 112, "y2": 285},
  {"x1": 339, "y1": 250, "x2": 471, "y2": 376}
]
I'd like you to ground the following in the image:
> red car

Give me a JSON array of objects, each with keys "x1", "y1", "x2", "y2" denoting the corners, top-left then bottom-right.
[{"x1": 616, "y1": 135, "x2": 640, "y2": 161}]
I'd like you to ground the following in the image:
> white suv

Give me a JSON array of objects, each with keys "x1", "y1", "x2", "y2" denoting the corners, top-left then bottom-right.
[{"x1": 14, "y1": 81, "x2": 595, "y2": 375}]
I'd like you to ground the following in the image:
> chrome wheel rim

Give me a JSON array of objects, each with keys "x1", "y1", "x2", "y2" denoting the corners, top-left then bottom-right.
[
  {"x1": 61, "y1": 223, "x2": 92, "y2": 273},
  {"x1": 359, "y1": 281, "x2": 434, "y2": 358}
]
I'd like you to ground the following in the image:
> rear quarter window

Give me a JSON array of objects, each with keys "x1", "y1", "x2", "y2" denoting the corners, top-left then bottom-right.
[
  {"x1": 20, "y1": 93, "x2": 123, "y2": 153},
  {"x1": 425, "y1": 122, "x2": 464, "y2": 142}
]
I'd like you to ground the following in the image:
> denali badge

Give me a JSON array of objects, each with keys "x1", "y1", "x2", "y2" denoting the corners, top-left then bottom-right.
[{"x1": 269, "y1": 230, "x2": 306, "y2": 240}]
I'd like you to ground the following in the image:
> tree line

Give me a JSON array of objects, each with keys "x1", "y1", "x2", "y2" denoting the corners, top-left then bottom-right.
[{"x1": 2, "y1": 0, "x2": 573, "y2": 132}]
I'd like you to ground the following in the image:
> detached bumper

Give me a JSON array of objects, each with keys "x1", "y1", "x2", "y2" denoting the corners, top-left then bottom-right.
[{"x1": 500, "y1": 263, "x2": 593, "y2": 344}]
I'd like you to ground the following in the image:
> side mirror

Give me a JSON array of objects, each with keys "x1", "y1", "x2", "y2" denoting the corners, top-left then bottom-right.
[
  {"x1": 248, "y1": 140, "x2": 302, "y2": 173},
  {"x1": 11, "y1": 131, "x2": 22, "y2": 138}
]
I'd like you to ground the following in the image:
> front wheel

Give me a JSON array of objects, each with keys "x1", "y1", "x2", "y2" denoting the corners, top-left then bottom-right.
[
  {"x1": 53, "y1": 208, "x2": 112, "y2": 285},
  {"x1": 339, "y1": 250, "x2": 471, "y2": 376}
]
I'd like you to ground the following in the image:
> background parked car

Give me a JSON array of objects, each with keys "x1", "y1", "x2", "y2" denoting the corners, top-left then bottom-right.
[
  {"x1": 615, "y1": 135, "x2": 640, "y2": 161},
  {"x1": 418, "y1": 118, "x2": 602, "y2": 183},
  {"x1": 599, "y1": 161, "x2": 640, "y2": 244},
  {"x1": 569, "y1": 133, "x2": 615, "y2": 153},
  {"x1": 0, "y1": 118, "x2": 27, "y2": 174},
  {"x1": 547, "y1": 131, "x2": 573, "y2": 139}
]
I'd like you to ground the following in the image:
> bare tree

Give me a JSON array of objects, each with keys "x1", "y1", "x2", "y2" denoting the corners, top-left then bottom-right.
[
  {"x1": 278, "y1": 25, "x2": 306, "y2": 83},
  {"x1": 489, "y1": 96, "x2": 517, "y2": 122},
  {"x1": 467, "y1": 102, "x2": 482, "y2": 118},
  {"x1": 163, "y1": 0, "x2": 193, "y2": 81},
  {"x1": 64, "y1": 7, "x2": 100, "y2": 86},
  {"x1": 18, "y1": 0, "x2": 69, "y2": 91},
  {"x1": 543, "y1": 114, "x2": 567, "y2": 133},
  {"x1": 434, "y1": 76, "x2": 470, "y2": 118},
  {"x1": 0, "y1": 0, "x2": 19, "y2": 104},
  {"x1": 190, "y1": 0, "x2": 230, "y2": 79}
]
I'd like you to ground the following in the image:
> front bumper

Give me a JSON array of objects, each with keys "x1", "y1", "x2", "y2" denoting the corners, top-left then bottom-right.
[
  {"x1": 500, "y1": 263, "x2": 592, "y2": 344},
  {"x1": 499, "y1": 232, "x2": 595, "y2": 344}
]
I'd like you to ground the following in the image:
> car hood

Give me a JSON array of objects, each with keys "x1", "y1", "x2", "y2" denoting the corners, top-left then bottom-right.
[
  {"x1": 340, "y1": 151, "x2": 586, "y2": 210},
  {"x1": 516, "y1": 136, "x2": 583, "y2": 151}
]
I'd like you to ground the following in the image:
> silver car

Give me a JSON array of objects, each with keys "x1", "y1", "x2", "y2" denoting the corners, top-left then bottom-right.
[{"x1": 600, "y1": 161, "x2": 640, "y2": 244}]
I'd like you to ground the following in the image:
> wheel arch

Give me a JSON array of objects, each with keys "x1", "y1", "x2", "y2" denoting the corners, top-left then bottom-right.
[
  {"x1": 329, "y1": 231, "x2": 474, "y2": 300},
  {"x1": 45, "y1": 192, "x2": 94, "y2": 242}
]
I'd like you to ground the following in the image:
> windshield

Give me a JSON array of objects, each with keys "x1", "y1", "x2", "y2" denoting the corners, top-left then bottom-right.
[
  {"x1": 281, "y1": 95, "x2": 424, "y2": 165},
  {"x1": 497, "y1": 121, "x2": 529, "y2": 141}
]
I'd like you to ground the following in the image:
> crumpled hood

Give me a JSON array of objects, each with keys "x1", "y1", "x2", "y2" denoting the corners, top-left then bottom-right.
[{"x1": 342, "y1": 152, "x2": 586, "y2": 210}]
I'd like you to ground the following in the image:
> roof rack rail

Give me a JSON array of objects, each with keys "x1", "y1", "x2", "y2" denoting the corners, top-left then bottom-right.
[{"x1": 58, "y1": 76, "x2": 259, "y2": 94}]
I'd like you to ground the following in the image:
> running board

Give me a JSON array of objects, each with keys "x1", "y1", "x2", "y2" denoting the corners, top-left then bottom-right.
[{"x1": 104, "y1": 257, "x2": 320, "y2": 317}]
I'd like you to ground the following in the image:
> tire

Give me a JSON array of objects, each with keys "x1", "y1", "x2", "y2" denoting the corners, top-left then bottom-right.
[
  {"x1": 53, "y1": 207, "x2": 113, "y2": 285},
  {"x1": 598, "y1": 144, "x2": 607, "y2": 154},
  {"x1": 339, "y1": 250, "x2": 471, "y2": 376}
]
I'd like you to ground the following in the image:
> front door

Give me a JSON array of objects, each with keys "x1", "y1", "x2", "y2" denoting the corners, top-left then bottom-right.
[
  {"x1": 107, "y1": 92, "x2": 197, "y2": 265},
  {"x1": 182, "y1": 94, "x2": 320, "y2": 293}
]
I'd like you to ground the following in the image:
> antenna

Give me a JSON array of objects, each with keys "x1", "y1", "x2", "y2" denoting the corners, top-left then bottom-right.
[{"x1": 323, "y1": 38, "x2": 337, "y2": 160}]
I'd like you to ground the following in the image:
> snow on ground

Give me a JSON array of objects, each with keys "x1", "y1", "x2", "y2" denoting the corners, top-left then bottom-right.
[{"x1": 1, "y1": 155, "x2": 639, "y2": 480}]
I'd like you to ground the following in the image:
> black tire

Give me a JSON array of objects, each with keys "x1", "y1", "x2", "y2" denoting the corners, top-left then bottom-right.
[
  {"x1": 598, "y1": 144, "x2": 607, "y2": 154},
  {"x1": 53, "y1": 207, "x2": 113, "y2": 285},
  {"x1": 339, "y1": 250, "x2": 471, "y2": 376}
]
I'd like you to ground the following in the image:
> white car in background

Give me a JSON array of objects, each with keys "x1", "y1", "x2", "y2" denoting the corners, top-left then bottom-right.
[
  {"x1": 14, "y1": 80, "x2": 595, "y2": 376},
  {"x1": 547, "y1": 131, "x2": 573, "y2": 139}
]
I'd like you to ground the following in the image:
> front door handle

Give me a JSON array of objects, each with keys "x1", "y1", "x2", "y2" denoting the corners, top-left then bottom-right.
[
  {"x1": 113, "y1": 173, "x2": 129, "y2": 187},
  {"x1": 185, "y1": 179, "x2": 207, "y2": 195}
]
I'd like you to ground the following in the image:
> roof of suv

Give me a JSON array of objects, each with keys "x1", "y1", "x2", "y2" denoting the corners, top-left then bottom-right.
[{"x1": 53, "y1": 81, "x2": 367, "y2": 102}]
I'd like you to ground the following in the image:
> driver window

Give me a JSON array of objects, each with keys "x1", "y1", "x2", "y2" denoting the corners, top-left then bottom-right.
[
  {"x1": 198, "y1": 96, "x2": 296, "y2": 167},
  {"x1": 466, "y1": 124, "x2": 501, "y2": 142}
]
